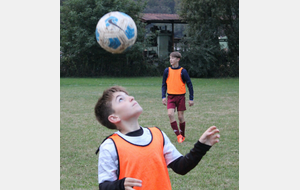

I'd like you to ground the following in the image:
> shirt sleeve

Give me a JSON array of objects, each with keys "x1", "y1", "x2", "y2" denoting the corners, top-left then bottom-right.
[
  {"x1": 98, "y1": 139, "x2": 119, "y2": 184},
  {"x1": 161, "y1": 131, "x2": 183, "y2": 165},
  {"x1": 99, "y1": 178, "x2": 126, "y2": 190},
  {"x1": 167, "y1": 141, "x2": 211, "y2": 175},
  {"x1": 181, "y1": 69, "x2": 194, "y2": 100},
  {"x1": 161, "y1": 68, "x2": 169, "y2": 99}
]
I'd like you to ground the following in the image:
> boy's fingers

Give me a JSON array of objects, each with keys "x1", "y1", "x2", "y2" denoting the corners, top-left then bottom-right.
[
  {"x1": 125, "y1": 178, "x2": 142, "y2": 187},
  {"x1": 211, "y1": 128, "x2": 220, "y2": 135},
  {"x1": 204, "y1": 126, "x2": 216, "y2": 134},
  {"x1": 206, "y1": 126, "x2": 219, "y2": 136},
  {"x1": 199, "y1": 126, "x2": 220, "y2": 145},
  {"x1": 208, "y1": 126, "x2": 217, "y2": 131},
  {"x1": 215, "y1": 134, "x2": 220, "y2": 140},
  {"x1": 211, "y1": 126, "x2": 219, "y2": 132}
]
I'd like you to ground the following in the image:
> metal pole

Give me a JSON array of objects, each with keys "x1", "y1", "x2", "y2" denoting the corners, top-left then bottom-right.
[{"x1": 172, "y1": 22, "x2": 174, "y2": 51}]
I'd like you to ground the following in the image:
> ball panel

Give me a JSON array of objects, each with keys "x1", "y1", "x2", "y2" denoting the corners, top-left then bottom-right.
[
  {"x1": 108, "y1": 38, "x2": 121, "y2": 49},
  {"x1": 95, "y1": 11, "x2": 137, "y2": 54},
  {"x1": 95, "y1": 29, "x2": 100, "y2": 42},
  {"x1": 105, "y1": 16, "x2": 118, "y2": 27},
  {"x1": 125, "y1": 26, "x2": 135, "y2": 40},
  {"x1": 119, "y1": 12, "x2": 131, "y2": 18}
]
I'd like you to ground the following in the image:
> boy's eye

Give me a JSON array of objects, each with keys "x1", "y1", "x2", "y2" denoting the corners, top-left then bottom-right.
[{"x1": 118, "y1": 98, "x2": 123, "y2": 102}]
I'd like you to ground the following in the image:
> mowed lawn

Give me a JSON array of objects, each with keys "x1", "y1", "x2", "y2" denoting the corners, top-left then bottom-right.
[{"x1": 60, "y1": 77, "x2": 239, "y2": 190}]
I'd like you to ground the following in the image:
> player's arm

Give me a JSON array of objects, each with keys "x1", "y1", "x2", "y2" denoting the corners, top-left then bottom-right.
[
  {"x1": 168, "y1": 126, "x2": 220, "y2": 175},
  {"x1": 168, "y1": 141, "x2": 211, "y2": 175},
  {"x1": 161, "y1": 68, "x2": 169, "y2": 105},
  {"x1": 99, "y1": 178, "x2": 142, "y2": 190},
  {"x1": 181, "y1": 69, "x2": 194, "y2": 104},
  {"x1": 99, "y1": 178, "x2": 126, "y2": 190},
  {"x1": 97, "y1": 140, "x2": 122, "y2": 190},
  {"x1": 162, "y1": 130, "x2": 208, "y2": 175}
]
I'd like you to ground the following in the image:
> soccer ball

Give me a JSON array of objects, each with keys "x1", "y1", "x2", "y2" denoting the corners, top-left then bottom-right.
[{"x1": 95, "y1": 11, "x2": 137, "y2": 54}]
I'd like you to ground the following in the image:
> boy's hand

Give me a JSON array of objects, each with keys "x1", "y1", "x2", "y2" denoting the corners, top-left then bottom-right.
[
  {"x1": 124, "y1": 177, "x2": 142, "y2": 190},
  {"x1": 162, "y1": 98, "x2": 167, "y2": 106},
  {"x1": 189, "y1": 100, "x2": 194, "y2": 107},
  {"x1": 199, "y1": 126, "x2": 220, "y2": 146}
]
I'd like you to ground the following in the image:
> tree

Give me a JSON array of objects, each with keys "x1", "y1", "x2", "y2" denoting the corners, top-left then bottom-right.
[
  {"x1": 179, "y1": 0, "x2": 239, "y2": 77},
  {"x1": 142, "y1": 0, "x2": 176, "y2": 14},
  {"x1": 60, "y1": 0, "x2": 148, "y2": 77},
  {"x1": 220, "y1": 0, "x2": 239, "y2": 77}
]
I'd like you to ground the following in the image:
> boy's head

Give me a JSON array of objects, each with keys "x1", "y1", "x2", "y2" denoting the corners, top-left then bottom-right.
[
  {"x1": 170, "y1": 52, "x2": 181, "y2": 59},
  {"x1": 94, "y1": 86, "x2": 128, "y2": 129},
  {"x1": 169, "y1": 52, "x2": 181, "y2": 67}
]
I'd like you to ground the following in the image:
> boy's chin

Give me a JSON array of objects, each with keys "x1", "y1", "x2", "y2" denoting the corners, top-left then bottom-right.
[
  {"x1": 136, "y1": 108, "x2": 143, "y2": 117},
  {"x1": 137, "y1": 108, "x2": 143, "y2": 115}
]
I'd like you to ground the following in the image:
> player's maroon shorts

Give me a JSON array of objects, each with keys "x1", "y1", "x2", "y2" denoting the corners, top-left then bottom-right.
[{"x1": 167, "y1": 95, "x2": 186, "y2": 111}]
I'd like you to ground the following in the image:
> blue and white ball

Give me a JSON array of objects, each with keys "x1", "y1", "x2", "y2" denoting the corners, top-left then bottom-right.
[{"x1": 95, "y1": 11, "x2": 137, "y2": 54}]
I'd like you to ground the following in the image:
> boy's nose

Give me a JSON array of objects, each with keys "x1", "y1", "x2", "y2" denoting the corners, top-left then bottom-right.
[{"x1": 129, "y1": 96, "x2": 134, "y2": 101}]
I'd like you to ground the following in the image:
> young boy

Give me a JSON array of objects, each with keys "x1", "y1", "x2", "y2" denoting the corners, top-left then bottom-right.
[
  {"x1": 162, "y1": 52, "x2": 194, "y2": 143},
  {"x1": 95, "y1": 86, "x2": 220, "y2": 190}
]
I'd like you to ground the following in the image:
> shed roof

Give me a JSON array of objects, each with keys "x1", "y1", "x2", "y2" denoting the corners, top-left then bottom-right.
[{"x1": 141, "y1": 13, "x2": 187, "y2": 24}]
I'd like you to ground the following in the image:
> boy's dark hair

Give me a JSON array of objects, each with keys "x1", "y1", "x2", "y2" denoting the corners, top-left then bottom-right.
[
  {"x1": 94, "y1": 86, "x2": 128, "y2": 129},
  {"x1": 170, "y1": 52, "x2": 182, "y2": 59}
]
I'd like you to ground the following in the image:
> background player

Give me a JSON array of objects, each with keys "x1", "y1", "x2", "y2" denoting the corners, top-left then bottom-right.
[{"x1": 162, "y1": 52, "x2": 194, "y2": 143}]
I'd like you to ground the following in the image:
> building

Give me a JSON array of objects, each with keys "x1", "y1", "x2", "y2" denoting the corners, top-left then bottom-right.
[
  {"x1": 141, "y1": 13, "x2": 187, "y2": 58},
  {"x1": 141, "y1": 13, "x2": 229, "y2": 57}
]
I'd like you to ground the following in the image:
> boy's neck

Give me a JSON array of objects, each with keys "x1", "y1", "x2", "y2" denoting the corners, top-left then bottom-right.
[
  {"x1": 171, "y1": 63, "x2": 179, "y2": 68},
  {"x1": 125, "y1": 126, "x2": 143, "y2": 136},
  {"x1": 118, "y1": 120, "x2": 140, "y2": 134}
]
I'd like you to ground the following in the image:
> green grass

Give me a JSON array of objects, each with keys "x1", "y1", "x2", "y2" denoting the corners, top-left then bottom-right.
[{"x1": 60, "y1": 77, "x2": 239, "y2": 190}]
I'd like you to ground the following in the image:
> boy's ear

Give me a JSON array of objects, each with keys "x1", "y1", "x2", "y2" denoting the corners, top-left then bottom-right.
[{"x1": 108, "y1": 114, "x2": 120, "y2": 124}]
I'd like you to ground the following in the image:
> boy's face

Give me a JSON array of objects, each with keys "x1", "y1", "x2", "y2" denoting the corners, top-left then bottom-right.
[
  {"x1": 170, "y1": 56, "x2": 180, "y2": 66},
  {"x1": 110, "y1": 91, "x2": 143, "y2": 121}
]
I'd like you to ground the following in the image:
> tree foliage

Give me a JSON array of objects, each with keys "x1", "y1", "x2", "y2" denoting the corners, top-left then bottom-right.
[
  {"x1": 179, "y1": 0, "x2": 239, "y2": 77},
  {"x1": 140, "y1": 0, "x2": 176, "y2": 14},
  {"x1": 60, "y1": 0, "x2": 152, "y2": 77}
]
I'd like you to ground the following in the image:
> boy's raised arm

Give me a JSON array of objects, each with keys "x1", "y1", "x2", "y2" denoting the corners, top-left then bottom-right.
[{"x1": 168, "y1": 126, "x2": 220, "y2": 175}]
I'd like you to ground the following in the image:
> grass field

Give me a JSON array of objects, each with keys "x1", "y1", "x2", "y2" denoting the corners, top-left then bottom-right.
[{"x1": 60, "y1": 77, "x2": 239, "y2": 190}]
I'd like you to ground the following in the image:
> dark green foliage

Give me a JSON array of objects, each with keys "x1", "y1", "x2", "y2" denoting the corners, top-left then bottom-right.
[
  {"x1": 60, "y1": 0, "x2": 152, "y2": 77},
  {"x1": 139, "y1": 0, "x2": 176, "y2": 14},
  {"x1": 179, "y1": 0, "x2": 239, "y2": 78}
]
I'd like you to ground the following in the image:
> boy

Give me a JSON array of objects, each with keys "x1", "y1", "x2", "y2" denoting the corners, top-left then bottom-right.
[
  {"x1": 162, "y1": 52, "x2": 194, "y2": 143},
  {"x1": 95, "y1": 86, "x2": 220, "y2": 190}
]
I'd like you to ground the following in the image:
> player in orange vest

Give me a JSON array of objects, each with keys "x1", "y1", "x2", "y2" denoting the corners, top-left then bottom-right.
[
  {"x1": 162, "y1": 52, "x2": 194, "y2": 143},
  {"x1": 95, "y1": 86, "x2": 220, "y2": 190}
]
